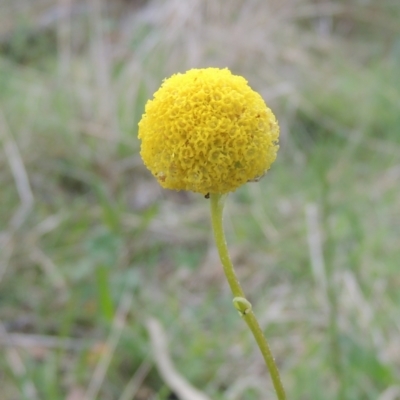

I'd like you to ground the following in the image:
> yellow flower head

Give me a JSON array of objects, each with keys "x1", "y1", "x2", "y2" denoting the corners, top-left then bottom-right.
[{"x1": 138, "y1": 68, "x2": 279, "y2": 195}]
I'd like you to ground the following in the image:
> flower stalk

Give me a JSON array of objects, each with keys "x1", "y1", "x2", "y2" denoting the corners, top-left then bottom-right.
[
  {"x1": 210, "y1": 193, "x2": 286, "y2": 400},
  {"x1": 138, "y1": 67, "x2": 284, "y2": 397}
]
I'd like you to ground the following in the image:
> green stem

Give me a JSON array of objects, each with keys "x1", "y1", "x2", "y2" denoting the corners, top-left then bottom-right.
[
  {"x1": 95, "y1": 264, "x2": 115, "y2": 322},
  {"x1": 320, "y1": 173, "x2": 344, "y2": 398},
  {"x1": 210, "y1": 193, "x2": 286, "y2": 400}
]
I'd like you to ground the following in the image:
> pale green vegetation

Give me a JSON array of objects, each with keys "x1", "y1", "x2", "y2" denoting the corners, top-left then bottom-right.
[{"x1": 0, "y1": 1, "x2": 399, "y2": 399}]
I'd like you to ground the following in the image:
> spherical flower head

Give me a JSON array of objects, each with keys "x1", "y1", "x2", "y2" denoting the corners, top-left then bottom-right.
[{"x1": 138, "y1": 68, "x2": 279, "y2": 195}]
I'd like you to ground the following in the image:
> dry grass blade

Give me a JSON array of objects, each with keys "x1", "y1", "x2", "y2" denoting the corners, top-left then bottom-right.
[
  {"x1": 118, "y1": 358, "x2": 152, "y2": 400},
  {"x1": 33, "y1": 213, "x2": 65, "y2": 237},
  {"x1": 0, "y1": 109, "x2": 34, "y2": 283},
  {"x1": 84, "y1": 291, "x2": 133, "y2": 400},
  {"x1": 30, "y1": 246, "x2": 69, "y2": 301},
  {"x1": 0, "y1": 233, "x2": 14, "y2": 284},
  {"x1": 378, "y1": 386, "x2": 400, "y2": 400},
  {"x1": 0, "y1": 110, "x2": 34, "y2": 231},
  {"x1": 0, "y1": 332, "x2": 89, "y2": 351},
  {"x1": 146, "y1": 317, "x2": 211, "y2": 400},
  {"x1": 225, "y1": 375, "x2": 267, "y2": 400},
  {"x1": 0, "y1": 322, "x2": 38, "y2": 400},
  {"x1": 57, "y1": 0, "x2": 72, "y2": 78},
  {"x1": 89, "y1": 0, "x2": 120, "y2": 142}
]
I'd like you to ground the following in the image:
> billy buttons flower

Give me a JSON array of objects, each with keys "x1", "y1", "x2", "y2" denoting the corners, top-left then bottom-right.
[{"x1": 138, "y1": 68, "x2": 279, "y2": 195}]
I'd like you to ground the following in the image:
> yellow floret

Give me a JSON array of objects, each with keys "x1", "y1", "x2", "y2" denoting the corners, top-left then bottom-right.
[{"x1": 138, "y1": 68, "x2": 279, "y2": 195}]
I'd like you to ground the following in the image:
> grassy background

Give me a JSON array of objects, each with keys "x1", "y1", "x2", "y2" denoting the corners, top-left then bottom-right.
[{"x1": 0, "y1": 0, "x2": 399, "y2": 399}]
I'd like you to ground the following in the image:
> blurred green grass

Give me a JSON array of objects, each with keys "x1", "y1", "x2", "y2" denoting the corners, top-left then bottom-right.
[{"x1": 0, "y1": 1, "x2": 399, "y2": 399}]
